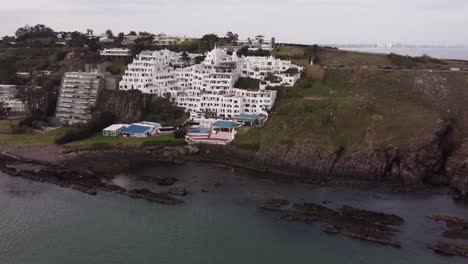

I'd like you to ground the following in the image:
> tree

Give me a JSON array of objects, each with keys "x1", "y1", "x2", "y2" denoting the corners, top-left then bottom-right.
[
  {"x1": 117, "y1": 32, "x2": 125, "y2": 43},
  {"x1": 201, "y1": 34, "x2": 220, "y2": 51},
  {"x1": 225, "y1": 31, "x2": 239, "y2": 44},
  {"x1": 181, "y1": 51, "x2": 190, "y2": 65},
  {"x1": 105, "y1": 29, "x2": 114, "y2": 38},
  {"x1": 128, "y1": 31, "x2": 137, "y2": 36},
  {"x1": 0, "y1": 54, "x2": 17, "y2": 84},
  {"x1": 15, "y1": 24, "x2": 55, "y2": 40}
]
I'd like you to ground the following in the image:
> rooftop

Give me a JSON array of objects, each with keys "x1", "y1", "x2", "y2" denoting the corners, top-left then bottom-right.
[
  {"x1": 212, "y1": 121, "x2": 236, "y2": 128},
  {"x1": 122, "y1": 125, "x2": 152, "y2": 134},
  {"x1": 103, "y1": 124, "x2": 127, "y2": 132},
  {"x1": 235, "y1": 114, "x2": 266, "y2": 120}
]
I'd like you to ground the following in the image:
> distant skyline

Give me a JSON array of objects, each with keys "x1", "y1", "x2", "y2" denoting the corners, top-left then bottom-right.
[{"x1": 1, "y1": 0, "x2": 468, "y2": 46}]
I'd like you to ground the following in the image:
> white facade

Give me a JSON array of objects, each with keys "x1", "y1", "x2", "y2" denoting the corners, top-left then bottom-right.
[
  {"x1": 119, "y1": 48, "x2": 302, "y2": 123},
  {"x1": 237, "y1": 36, "x2": 275, "y2": 51},
  {"x1": 119, "y1": 49, "x2": 196, "y2": 94},
  {"x1": 99, "y1": 34, "x2": 114, "y2": 43},
  {"x1": 100, "y1": 48, "x2": 131, "y2": 59},
  {"x1": 153, "y1": 34, "x2": 192, "y2": 46},
  {"x1": 0, "y1": 85, "x2": 26, "y2": 113},
  {"x1": 56, "y1": 70, "x2": 108, "y2": 124}
]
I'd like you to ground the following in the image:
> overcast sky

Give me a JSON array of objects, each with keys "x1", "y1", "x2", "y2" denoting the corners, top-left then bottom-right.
[{"x1": 1, "y1": 0, "x2": 467, "y2": 45}]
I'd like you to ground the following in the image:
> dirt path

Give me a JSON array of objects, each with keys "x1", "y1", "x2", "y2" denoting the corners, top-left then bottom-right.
[{"x1": 0, "y1": 145, "x2": 66, "y2": 164}]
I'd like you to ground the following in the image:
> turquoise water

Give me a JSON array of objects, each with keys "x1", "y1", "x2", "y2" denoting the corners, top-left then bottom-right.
[{"x1": 0, "y1": 162, "x2": 466, "y2": 264}]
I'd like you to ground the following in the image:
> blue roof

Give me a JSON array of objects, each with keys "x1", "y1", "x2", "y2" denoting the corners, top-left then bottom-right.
[
  {"x1": 122, "y1": 125, "x2": 151, "y2": 134},
  {"x1": 212, "y1": 121, "x2": 236, "y2": 128},
  {"x1": 236, "y1": 114, "x2": 266, "y2": 120}
]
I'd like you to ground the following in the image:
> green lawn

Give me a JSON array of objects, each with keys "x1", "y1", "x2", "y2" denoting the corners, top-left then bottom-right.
[
  {"x1": 67, "y1": 133, "x2": 186, "y2": 147},
  {"x1": 0, "y1": 120, "x2": 68, "y2": 145},
  {"x1": 0, "y1": 120, "x2": 186, "y2": 147}
]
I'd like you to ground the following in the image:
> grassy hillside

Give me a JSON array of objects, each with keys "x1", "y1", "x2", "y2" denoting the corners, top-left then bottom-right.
[{"x1": 236, "y1": 46, "x2": 468, "y2": 151}]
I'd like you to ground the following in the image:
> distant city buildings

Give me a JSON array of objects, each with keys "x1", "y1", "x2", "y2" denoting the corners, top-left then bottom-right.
[
  {"x1": 237, "y1": 35, "x2": 275, "y2": 51},
  {"x1": 100, "y1": 48, "x2": 131, "y2": 60},
  {"x1": 153, "y1": 34, "x2": 193, "y2": 46},
  {"x1": 55, "y1": 69, "x2": 109, "y2": 124},
  {"x1": 122, "y1": 35, "x2": 140, "y2": 45}
]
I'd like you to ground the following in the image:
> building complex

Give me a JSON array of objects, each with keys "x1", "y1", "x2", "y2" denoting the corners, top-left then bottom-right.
[{"x1": 119, "y1": 48, "x2": 303, "y2": 126}]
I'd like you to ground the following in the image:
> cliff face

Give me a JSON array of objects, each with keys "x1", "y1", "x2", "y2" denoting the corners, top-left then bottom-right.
[
  {"x1": 202, "y1": 121, "x2": 467, "y2": 196},
  {"x1": 97, "y1": 90, "x2": 155, "y2": 123}
]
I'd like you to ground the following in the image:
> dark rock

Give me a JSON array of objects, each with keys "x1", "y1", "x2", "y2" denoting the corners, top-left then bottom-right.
[
  {"x1": 259, "y1": 199, "x2": 404, "y2": 248},
  {"x1": 71, "y1": 184, "x2": 98, "y2": 196},
  {"x1": 339, "y1": 206, "x2": 404, "y2": 226},
  {"x1": 431, "y1": 241, "x2": 468, "y2": 257},
  {"x1": 168, "y1": 187, "x2": 188, "y2": 196},
  {"x1": 430, "y1": 215, "x2": 468, "y2": 240},
  {"x1": 258, "y1": 199, "x2": 290, "y2": 211},
  {"x1": 128, "y1": 189, "x2": 183, "y2": 205},
  {"x1": 155, "y1": 176, "x2": 177, "y2": 186}
]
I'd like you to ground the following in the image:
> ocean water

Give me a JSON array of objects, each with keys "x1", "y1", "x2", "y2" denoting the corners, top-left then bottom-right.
[
  {"x1": 341, "y1": 47, "x2": 468, "y2": 61},
  {"x1": 0, "y1": 162, "x2": 466, "y2": 264}
]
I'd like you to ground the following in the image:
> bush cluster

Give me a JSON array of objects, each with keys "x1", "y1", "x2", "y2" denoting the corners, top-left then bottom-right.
[{"x1": 55, "y1": 112, "x2": 116, "y2": 144}]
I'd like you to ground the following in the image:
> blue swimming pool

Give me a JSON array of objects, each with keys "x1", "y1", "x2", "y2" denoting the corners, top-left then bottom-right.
[{"x1": 190, "y1": 128, "x2": 210, "y2": 133}]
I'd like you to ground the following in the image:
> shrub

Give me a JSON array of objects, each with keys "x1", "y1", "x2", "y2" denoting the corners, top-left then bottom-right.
[
  {"x1": 173, "y1": 129, "x2": 187, "y2": 138},
  {"x1": 55, "y1": 112, "x2": 116, "y2": 144}
]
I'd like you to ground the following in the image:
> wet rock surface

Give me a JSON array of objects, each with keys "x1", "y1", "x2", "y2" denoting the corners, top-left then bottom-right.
[
  {"x1": 259, "y1": 199, "x2": 404, "y2": 248},
  {"x1": 155, "y1": 176, "x2": 178, "y2": 186},
  {"x1": 429, "y1": 215, "x2": 468, "y2": 258},
  {"x1": 167, "y1": 187, "x2": 188, "y2": 196},
  {"x1": 0, "y1": 153, "x2": 184, "y2": 205},
  {"x1": 431, "y1": 242, "x2": 468, "y2": 257},
  {"x1": 128, "y1": 189, "x2": 183, "y2": 205}
]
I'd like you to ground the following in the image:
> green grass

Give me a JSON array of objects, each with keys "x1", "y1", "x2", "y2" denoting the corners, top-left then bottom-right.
[
  {"x1": 0, "y1": 120, "x2": 68, "y2": 145},
  {"x1": 0, "y1": 120, "x2": 186, "y2": 147},
  {"x1": 273, "y1": 46, "x2": 307, "y2": 58},
  {"x1": 234, "y1": 77, "x2": 260, "y2": 90},
  {"x1": 234, "y1": 66, "x2": 468, "y2": 151},
  {"x1": 67, "y1": 133, "x2": 186, "y2": 147}
]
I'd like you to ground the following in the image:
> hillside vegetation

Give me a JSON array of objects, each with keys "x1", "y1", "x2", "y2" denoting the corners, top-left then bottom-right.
[{"x1": 236, "y1": 46, "x2": 468, "y2": 152}]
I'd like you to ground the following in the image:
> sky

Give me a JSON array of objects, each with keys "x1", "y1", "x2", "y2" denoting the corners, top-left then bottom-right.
[{"x1": 0, "y1": 0, "x2": 467, "y2": 45}]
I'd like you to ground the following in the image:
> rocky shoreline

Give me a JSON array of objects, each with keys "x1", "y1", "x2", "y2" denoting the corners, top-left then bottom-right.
[
  {"x1": 429, "y1": 215, "x2": 468, "y2": 257},
  {"x1": 0, "y1": 145, "x2": 199, "y2": 205},
  {"x1": 1, "y1": 144, "x2": 468, "y2": 259},
  {"x1": 259, "y1": 199, "x2": 404, "y2": 248}
]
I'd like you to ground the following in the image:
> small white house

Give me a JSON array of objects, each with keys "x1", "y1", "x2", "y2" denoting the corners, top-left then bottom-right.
[
  {"x1": 121, "y1": 122, "x2": 162, "y2": 138},
  {"x1": 102, "y1": 124, "x2": 127, "y2": 137}
]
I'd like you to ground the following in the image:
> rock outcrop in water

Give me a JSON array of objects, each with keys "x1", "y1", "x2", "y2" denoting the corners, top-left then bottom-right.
[
  {"x1": 429, "y1": 215, "x2": 468, "y2": 258},
  {"x1": 0, "y1": 148, "x2": 191, "y2": 205},
  {"x1": 259, "y1": 199, "x2": 404, "y2": 248}
]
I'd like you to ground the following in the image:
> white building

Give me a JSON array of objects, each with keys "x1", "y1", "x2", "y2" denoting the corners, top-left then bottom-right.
[
  {"x1": 56, "y1": 70, "x2": 109, "y2": 124},
  {"x1": 100, "y1": 48, "x2": 131, "y2": 60},
  {"x1": 3, "y1": 100, "x2": 26, "y2": 113},
  {"x1": 122, "y1": 35, "x2": 140, "y2": 45},
  {"x1": 237, "y1": 35, "x2": 275, "y2": 51},
  {"x1": 119, "y1": 49, "x2": 197, "y2": 95},
  {"x1": 0, "y1": 85, "x2": 27, "y2": 114},
  {"x1": 103, "y1": 124, "x2": 127, "y2": 136},
  {"x1": 119, "y1": 48, "x2": 302, "y2": 124},
  {"x1": 99, "y1": 33, "x2": 114, "y2": 43},
  {"x1": 153, "y1": 34, "x2": 192, "y2": 46}
]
